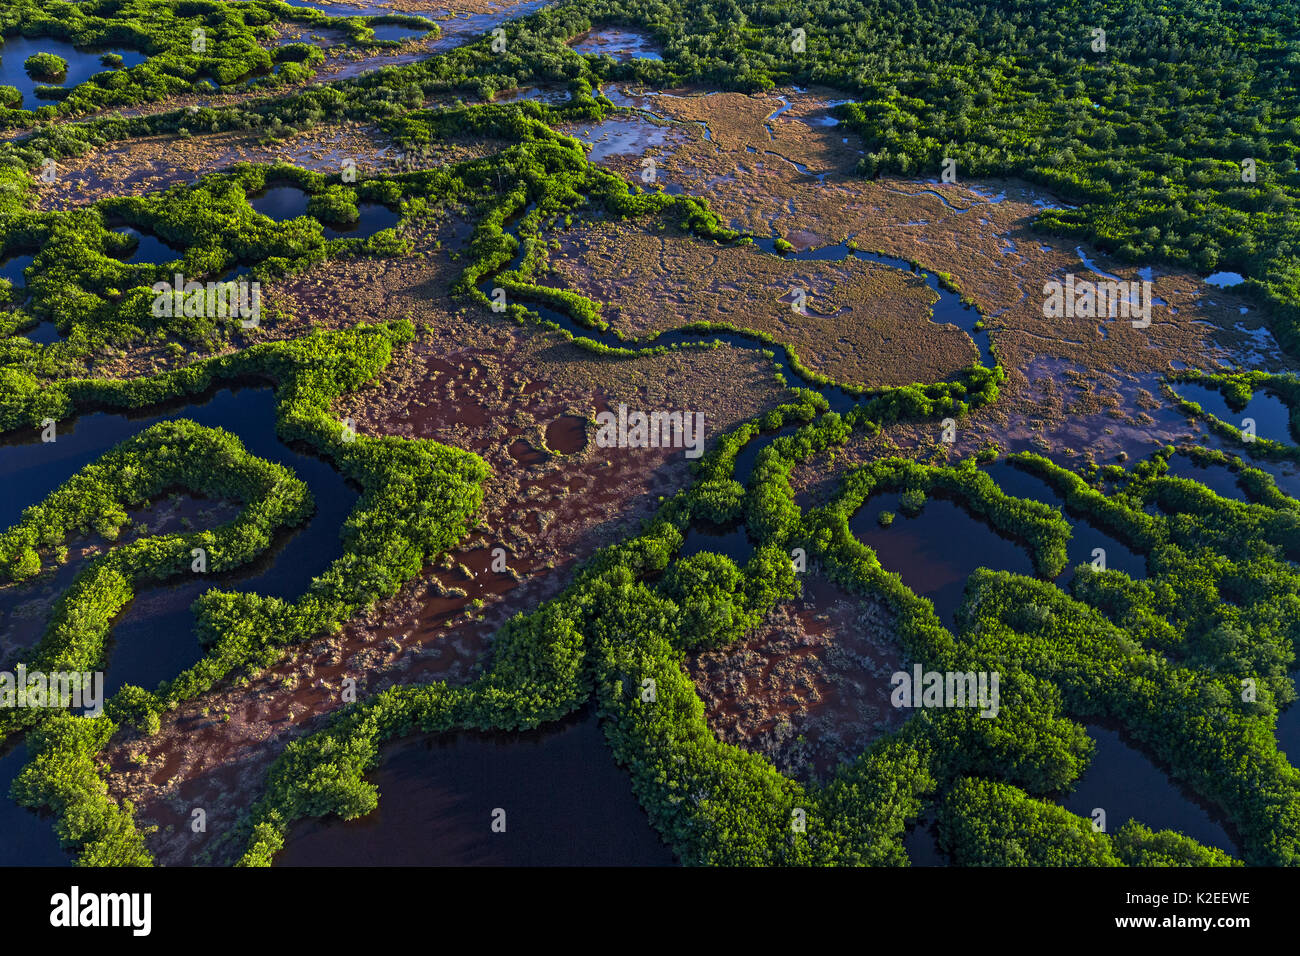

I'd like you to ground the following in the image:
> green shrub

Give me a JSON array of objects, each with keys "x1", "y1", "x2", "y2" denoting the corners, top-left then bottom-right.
[{"x1": 24, "y1": 53, "x2": 68, "y2": 80}]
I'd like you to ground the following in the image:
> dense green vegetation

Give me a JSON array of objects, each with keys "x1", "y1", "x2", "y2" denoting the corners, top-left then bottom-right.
[
  {"x1": 242, "y1": 369, "x2": 1300, "y2": 865},
  {"x1": 2, "y1": 0, "x2": 1299, "y2": 869},
  {"x1": 0, "y1": 161, "x2": 411, "y2": 371},
  {"x1": 11, "y1": 714, "x2": 153, "y2": 865},
  {"x1": 1, "y1": 322, "x2": 488, "y2": 862},
  {"x1": 23, "y1": 52, "x2": 67, "y2": 80},
  {"x1": 0, "y1": 419, "x2": 311, "y2": 735},
  {"x1": 0, "y1": 0, "x2": 435, "y2": 125}
]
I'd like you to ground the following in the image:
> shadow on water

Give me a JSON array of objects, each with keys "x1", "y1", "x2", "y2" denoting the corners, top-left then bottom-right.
[
  {"x1": 323, "y1": 202, "x2": 401, "y2": 239},
  {"x1": 903, "y1": 816, "x2": 946, "y2": 867},
  {"x1": 17, "y1": 321, "x2": 60, "y2": 345},
  {"x1": 983, "y1": 461, "x2": 1146, "y2": 583},
  {"x1": 1061, "y1": 722, "x2": 1239, "y2": 859},
  {"x1": 679, "y1": 521, "x2": 754, "y2": 564},
  {"x1": 0, "y1": 36, "x2": 147, "y2": 110},
  {"x1": 1173, "y1": 381, "x2": 1295, "y2": 446},
  {"x1": 1275, "y1": 673, "x2": 1300, "y2": 770},
  {"x1": 111, "y1": 226, "x2": 185, "y2": 267},
  {"x1": 733, "y1": 425, "x2": 799, "y2": 486},
  {"x1": 249, "y1": 184, "x2": 312, "y2": 222},
  {"x1": 5, "y1": 253, "x2": 49, "y2": 343},
  {"x1": 0, "y1": 742, "x2": 71, "y2": 866},
  {"x1": 276, "y1": 709, "x2": 676, "y2": 866},
  {"x1": 849, "y1": 491, "x2": 1036, "y2": 627},
  {"x1": 1236, "y1": 456, "x2": 1300, "y2": 501},
  {"x1": 1162, "y1": 453, "x2": 1251, "y2": 504},
  {"x1": 1, "y1": 253, "x2": 33, "y2": 286},
  {"x1": 0, "y1": 386, "x2": 359, "y2": 696}
]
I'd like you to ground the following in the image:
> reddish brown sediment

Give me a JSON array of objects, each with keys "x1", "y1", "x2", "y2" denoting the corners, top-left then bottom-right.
[
  {"x1": 685, "y1": 575, "x2": 907, "y2": 784},
  {"x1": 101, "y1": 219, "x2": 785, "y2": 866},
  {"x1": 561, "y1": 83, "x2": 1296, "y2": 490},
  {"x1": 582, "y1": 84, "x2": 1282, "y2": 385},
  {"x1": 33, "y1": 122, "x2": 510, "y2": 212}
]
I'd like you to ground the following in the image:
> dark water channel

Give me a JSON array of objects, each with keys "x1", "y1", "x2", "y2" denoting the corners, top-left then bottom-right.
[
  {"x1": 0, "y1": 742, "x2": 71, "y2": 866},
  {"x1": 0, "y1": 386, "x2": 358, "y2": 697},
  {"x1": 249, "y1": 184, "x2": 401, "y2": 239},
  {"x1": 277, "y1": 710, "x2": 675, "y2": 865},
  {"x1": 0, "y1": 385, "x2": 361, "y2": 864},
  {"x1": 112, "y1": 226, "x2": 185, "y2": 266},
  {"x1": 733, "y1": 424, "x2": 798, "y2": 485},
  {"x1": 679, "y1": 522, "x2": 754, "y2": 565},
  {"x1": 1275, "y1": 673, "x2": 1300, "y2": 771},
  {"x1": 848, "y1": 490, "x2": 1035, "y2": 626},
  {"x1": 982, "y1": 461, "x2": 1146, "y2": 583},
  {"x1": 1060, "y1": 722, "x2": 1238, "y2": 858},
  {"x1": 1173, "y1": 381, "x2": 1294, "y2": 446},
  {"x1": 1162, "y1": 453, "x2": 1251, "y2": 503}
]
